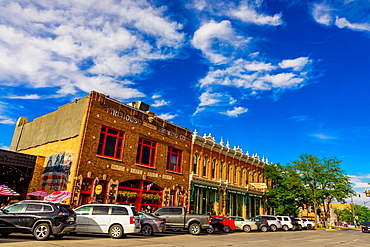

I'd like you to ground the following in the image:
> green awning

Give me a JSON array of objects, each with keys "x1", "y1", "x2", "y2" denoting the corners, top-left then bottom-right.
[{"x1": 193, "y1": 183, "x2": 219, "y2": 190}]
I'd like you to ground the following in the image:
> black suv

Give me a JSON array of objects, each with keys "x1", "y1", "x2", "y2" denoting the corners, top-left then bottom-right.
[
  {"x1": 362, "y1": 222, "x2": 370, "y2": 233},
  {"x1": 0, "y1": 200, "x2": 76, "y2": 240}
]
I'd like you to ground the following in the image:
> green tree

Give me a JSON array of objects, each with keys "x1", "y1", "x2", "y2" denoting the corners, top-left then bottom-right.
[
  {"x1": 291, "y1": 154, "x2": 355, "y2": 222},
  {"x1": 264, "y1": 154, "x2": 355, "y2": 221}
]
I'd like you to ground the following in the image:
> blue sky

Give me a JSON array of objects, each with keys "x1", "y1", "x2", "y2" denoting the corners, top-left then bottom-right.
[{"x1": 1, "y1": 0, "x2": 370, "y2": 205}]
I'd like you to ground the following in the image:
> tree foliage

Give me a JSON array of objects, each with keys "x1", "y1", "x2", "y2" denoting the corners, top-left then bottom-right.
[
  {"x1": 335, "y1": 205, "x2": 370, "y2": 223},
  {"x1": 264, "y1": 154, "x2": 355, "y2": 220}
]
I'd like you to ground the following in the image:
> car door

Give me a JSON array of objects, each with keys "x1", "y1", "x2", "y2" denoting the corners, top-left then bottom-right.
[
  {"x1": 167, "y1": 208, "x2": 184, "y2": 228},
  {"x1": 155, "y1": 208, "x2": 174, "y2": 226},
  {"x1": 21, "y1": 203, "x2": 44, "y2": 227},
  {"x1": 0, "y1": 203, "x2": 26, "y2": 230},
  {"x1": 111, "y1": 206, "x2": 129, "y2": 232},
  {"x1": 88, "y1": 206, "x2": 111, "y2": 233},
  {"x1": 74, "y1": 205, "x2": 93, "y2": 232}
]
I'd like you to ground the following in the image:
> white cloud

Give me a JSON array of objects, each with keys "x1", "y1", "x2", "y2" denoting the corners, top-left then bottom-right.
[
  {"x1": 0, "y1": 0, "x2": 184, "y2": 100},
  {"x1": 199, "y1": 91, "x2": 222, "y2": 106},
  {"x1": 220, "y1": 106, "x2": 248, "y2": 117},
  {"x1": 289, "y1": 115, "x2": 313, "y2": 122},
  {"x1": 6, "y1": 94, "x2": 40, "y2": 99},
  {"x1": 191, "y1": 20, "x2": 248, "y2": 64},
  {"x1": 0, "y1": 115, "x2": 15, "y2": 125},
  {"x1": 259, "y1": 73, "x2": 304, "y2": 89},
  {"x1": 335, "y1": 17, "x2": 370, "y2": 32},
  {"x1": 244, "y1": 61, "x2": 276, "y2": 72},
  {"x1": 0, "y1": 144, "x2": 9, "y2": 150},
  {"x1": 279, "y1": 57, "x2": 311, "y2": 71},
  {"x1": 229, "y1": 4, "x2": 283, "y2": 26},
  {"x1": 157, "y1": 113, "x2": 177, "y2": 120},
  {"x1": 313, "y1": 134, "x2": 335, "y2": 140},
  {"x1": 311, "y1": 3, "x2": 333, "y2": 26},
  {"x1": 152, "y1": 99, "x2": 169, "y2": 107},
  {"x1": 152, "y1": 94, "x2": 161, "y2": 99}
]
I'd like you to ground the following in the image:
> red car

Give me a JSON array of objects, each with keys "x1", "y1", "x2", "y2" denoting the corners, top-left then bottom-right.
[{"x1": 209, "y1": 215, "x2": 236, "y2": 233}]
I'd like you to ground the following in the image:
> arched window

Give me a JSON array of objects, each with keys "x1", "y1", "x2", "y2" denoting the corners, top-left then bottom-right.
[
  {"x1": 212, "y1": 159, "x2": 216, "y2": 179},
  {"x1": 193, "y1": 153, "x2": 199, "y2": 175},
  {"x1": 220, "y1": 161, "x2": 224, "y2": 181},
  {"x1": 252, "y1": 171, "x2": 256, "y2": 183},
  {"x1": 234, "y1": 167, "x2": 237, "y2": 184},
  {"x1": 203, "y1": 156, "x2": 208, "y2": 177},
  {"x1": 227, "y1": 164, "x2": 231, "y2": 182},
  {"x1": 240, "y1": 168, "x2": 244, "y2": 186},
  {"x1": 246, "y1": 169, "x2": 249, "y2": 184}
]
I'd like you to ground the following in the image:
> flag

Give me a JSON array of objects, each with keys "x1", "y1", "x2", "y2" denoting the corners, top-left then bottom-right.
[{"x1": 146, "y1": 183, "x2": 154, "y2": 191}]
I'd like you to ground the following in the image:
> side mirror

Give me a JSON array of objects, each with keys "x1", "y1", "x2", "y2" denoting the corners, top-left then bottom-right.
[
  {"x1": 154, "y1": 212, "x2": 159, "y2": 216},
  {"x1": 1, "y1": 209, "x2": 9, "y2": 214}
]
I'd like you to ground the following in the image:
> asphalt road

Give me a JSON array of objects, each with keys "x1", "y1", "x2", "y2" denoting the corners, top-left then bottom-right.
[{"x1": 0, "y1": 229, "x2": 368, "y2": 247}]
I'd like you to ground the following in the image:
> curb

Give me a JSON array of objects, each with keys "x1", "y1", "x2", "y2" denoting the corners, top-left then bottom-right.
[{"x1": 312, "y1": 228, "x2": 337, "y2": 231}]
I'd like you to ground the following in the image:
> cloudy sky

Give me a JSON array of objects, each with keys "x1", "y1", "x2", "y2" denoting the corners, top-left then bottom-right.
[{"x1": 1, "y1": 0, "x2": 370, "y2": 205}]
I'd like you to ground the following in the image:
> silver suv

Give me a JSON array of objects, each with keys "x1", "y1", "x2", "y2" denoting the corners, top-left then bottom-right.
[{"x1": 255, "y1": 215, "x2": 282, "y2": 232}]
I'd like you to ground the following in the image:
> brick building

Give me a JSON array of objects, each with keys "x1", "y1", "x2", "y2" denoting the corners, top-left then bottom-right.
[
  {"x1": 10, "y1": 91, "x2": 192, "y2": 211},
  {"x1": 189, "y1": 131, "x2": 270, "y2": 218}
]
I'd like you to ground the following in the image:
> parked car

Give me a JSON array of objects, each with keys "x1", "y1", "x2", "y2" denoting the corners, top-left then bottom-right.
[
  {"x1": 207, "y1": 215, "x2": 236, "y2": 233},
  {"x1": 247, "y1": 217, "x2": 270, "y2": 232},
  {"x1": 73, "y1": 204, "x2": 141, "y2": 238},
  {"x1": 228, "y1": 216, "x2": 258, "y2": 232},
  {"x1": 138, "y1": 212, "x2": 166, "y2": 236},
  {"x1": 289, "y1": 217, "x2": 303, "y2": 230},
  {"x1": 300, "y1": 218, "x2": 315, "y2": 229},
  {"x1": 0, "y1": 200, "x2": 76, "y2": 241},
  {"x1": 255, "y1": 215, "x2": 282, "y2": 231},
  {"x1": 153, "y1": 206, "x2": 211, "y2": 235},
  {"x1": 361, "y1": 222, "x2": 370, "y2": 233},
  {"x1": 276, "y1": 216, "x2": 295, "y2": 231}
]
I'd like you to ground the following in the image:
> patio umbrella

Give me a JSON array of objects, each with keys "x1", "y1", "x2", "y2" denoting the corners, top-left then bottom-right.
[
  {"x1": 0, "y1": 185, "x2": 21, "y2": 196},
  {"x1": 43, "y1": 191, "x2": 72, "y2": 203},
  {"x1": 27, "y1": 190, "x2": 49, "y2": 197}
]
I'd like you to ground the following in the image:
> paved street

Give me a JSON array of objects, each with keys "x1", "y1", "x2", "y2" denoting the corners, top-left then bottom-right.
[{"x1": 0, "y1": 229, "x2": 368, "y2": 247}]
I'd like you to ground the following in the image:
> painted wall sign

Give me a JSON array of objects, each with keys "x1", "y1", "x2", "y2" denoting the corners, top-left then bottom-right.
[
  {"x1": 105, "y1": 108, "x2": 141, "y2": 125},
  {"x1": 162, "y1": 174, "x2": 173, "y2": 180},
  {"x1": 111, "y1": 164, "x2": 125, "y2": 172},
  {"x1": 41, "y1": 151, "x2": 72, "y2": 191},
  {"x1": 95, "y1": 185, "x2": 103, "y2": 195},
  {"x1": 147, "y1": 172, "x2": 159, "y2": 178},
  {"x1": 158, "y1": 127, "x2": 186, "y2": 141},
  {"x1": 130, "y1": 168, "x2": 143, "y2": 175}
]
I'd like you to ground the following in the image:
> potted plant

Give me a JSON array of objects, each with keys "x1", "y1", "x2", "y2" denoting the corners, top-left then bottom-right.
[
  {"x1": 155, "y1": 194, "x2": 161, "y2": 200},
  {"x1": 132, "y1": 192, "x2": 138, "y2": 197},
  {"x1": 149, "y1": 195, "x2": 155, "y2": 199}
]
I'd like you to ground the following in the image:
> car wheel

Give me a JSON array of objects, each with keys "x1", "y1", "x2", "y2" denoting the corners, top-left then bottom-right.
[
  {"x1": 297, "y1": 225, "x2": 303, "y2": 231},
  {"x1": 282, "y1": 225, "x2": 289, "y2": 231},
  {"x1": 142, "y1": 224, "x2": 154, "y2": 236},
  {"x1": 1, "y1": 233, "x2": 10, "y2": 237},
  {"x1": 53, "y1": 234, "x2": 64, "y2": 239},
  {"x1": 260, "y1": 225, "x2": 268, "y2": 232},
  {"x1": 243, "y1": 225, "x2": 251, "y2": 233},
  {"x1": 223, "y1": 225, "x2": 231, "y2": 233},
  {"x1": 307, "y1": 225, "x2": 313, "y2": 230},
  {"x1": 109, "y1": 224, "x2": 124, "y2": 239},
  {"x1": 33, "y1": 223, "x2": 51, "y2": 241},
  {"x1": 206, "y1": 227, "x2": 214, "y2": 234},
  {"x1": 292, "y1": 225, "x2": 298, "y2": 231},
  {"x1": 189, "y1": 223, "x2": 201, "y2": 235},
  {"x1": 270, "y1": 225, "x2": 277, "y2": 232}
]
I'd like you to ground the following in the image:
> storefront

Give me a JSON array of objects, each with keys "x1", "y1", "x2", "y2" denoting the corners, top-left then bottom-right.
[{"x1": 190, "y1": 183, "x2": 219, "y2": 215}]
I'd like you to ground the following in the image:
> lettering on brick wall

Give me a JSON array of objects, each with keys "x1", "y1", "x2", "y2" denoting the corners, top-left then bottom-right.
[
  {"x1": 147, "y1": 172, "x2": 158, "y2": 178},
  {"x1": 130, "y1": 168, "x2": 143, "y2": 175},
  {"x1": 111, "y1": 164, "x2": 125, "y2": 172},
  {"x1": 162, "y1": 174, "x2": 173, "y2": 180},
  {"x1": 105, "y1": 108, "x2": 141, "y2": 124},
  {"x1": 158, "y1": 127, "x2": 186, "y2": 142}
]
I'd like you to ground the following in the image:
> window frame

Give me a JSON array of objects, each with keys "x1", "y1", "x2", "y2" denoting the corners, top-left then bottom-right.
[
  {"x1": 97, "y1": 126, "x2": 124, "y2": 160},
  {"x1": 193, "y1": 153, "x2": 199, "y2": 175},
  {"x1": 136, "y1": 137, "x2": 157, "y2": 167},
  {"x1": 167, "y1": 146, "x2": 183, "y2": 173}
]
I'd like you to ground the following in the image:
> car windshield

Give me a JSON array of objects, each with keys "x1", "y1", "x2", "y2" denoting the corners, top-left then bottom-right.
[{"x1": 362, "y1": 222, "x2": 370, "y2": 226}]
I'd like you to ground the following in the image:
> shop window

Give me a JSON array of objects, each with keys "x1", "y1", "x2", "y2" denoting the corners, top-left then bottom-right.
[
  {"x1": 193, "y1": 153, "x2": 199, "y2": 175},
  {"x1": 95, "y1": 181, "x2": 108, "y2": 204},
  {"x1": 169, "y1": 190, "x2": 176, "y2": 206},
  {"x1": 136, "y1": 137, "x2": 157, "y2": 167},
  {"x1": 167, "y1": 147, "x2": 183, "y2": 173},
  {"x1": 97, "y1": 126, "x2": 124, "y2": 160}
]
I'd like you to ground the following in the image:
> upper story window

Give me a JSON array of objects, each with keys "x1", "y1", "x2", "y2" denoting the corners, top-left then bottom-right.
[
  {"x1": 167, "y1": 147, "x2": 183, "y2": 173},
  {"x1": 203, "y1": 156, "x2": 208, "y2": 177},
  {"x1": 193, "y1": 153, "x2": 199, "y2": 175},
  {"x1": 212, "y1": 159, "x2": 216, "y2": 179},
  {"x1": 227, "y1": 164, "x2": 231, "y2": 182},
  {"x1": 136, "y1": 137, "x2": 157, "y2": 167},
  {"x1": 240, "y1": 169, "x2": 244, "y2": 186},
  {"x1": 220, "y1": 161, "x2": 224, "y2": 181},
  {"x1": 246, "y1": 170, "x2": 250, "y2": 184},
  {"x1": 97, "y1": 126, "x2": 124, "y2": 160},
  {"x1": 234, "y1": 167, "x2": 237, "y2": 184}
]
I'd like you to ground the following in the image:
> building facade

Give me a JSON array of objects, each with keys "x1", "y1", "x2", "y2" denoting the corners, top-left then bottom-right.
[
  {"x1": 10, "y1": 91, "x2": 192, "y2": 211},
  {"x1": 10, "y1": 91, "x2": 270, "y2": 216},
  {"x1": 189, "y1": 132, "x2": 269, "y2": 218}
]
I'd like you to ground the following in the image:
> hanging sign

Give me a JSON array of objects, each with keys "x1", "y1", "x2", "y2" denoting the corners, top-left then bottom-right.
[{"x1": 95, "y1": 185, "x2": 103, "y2": 195}]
